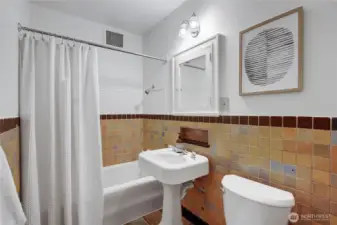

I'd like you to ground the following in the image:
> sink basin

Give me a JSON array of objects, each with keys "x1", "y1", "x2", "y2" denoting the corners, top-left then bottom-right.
[
  {"x1": 139, "y1": 148, "x2": 209, "y2": 225},
  {"x1": 139, "y1": 148, "x2": 209, "y2": 185},
  {"x1": 153, "y1": 152, "x2": 187, "y2": 164}
]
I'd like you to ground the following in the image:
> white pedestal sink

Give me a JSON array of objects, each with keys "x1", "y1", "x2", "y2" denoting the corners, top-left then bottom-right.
[{"x1": 138, "y1": 148, "x2": 209, "y2": 225}]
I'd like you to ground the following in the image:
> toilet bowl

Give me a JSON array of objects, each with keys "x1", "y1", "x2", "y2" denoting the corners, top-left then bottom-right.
[{"x1": 221, "y1": 175, "x2": 295, "y2": 225}]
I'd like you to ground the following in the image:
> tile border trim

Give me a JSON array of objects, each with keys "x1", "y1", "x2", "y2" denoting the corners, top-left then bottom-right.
[
  {"x1": 0, "y1": 117, "x2": 20, "y2": 134},
  {"x1": 100, "y1": 114, "x2": 336, "y2": 130}
]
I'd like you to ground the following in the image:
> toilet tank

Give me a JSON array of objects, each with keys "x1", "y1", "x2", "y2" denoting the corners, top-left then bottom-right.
[{"x1": 221, "y1": 175, "x2": 295, "y2": 225}]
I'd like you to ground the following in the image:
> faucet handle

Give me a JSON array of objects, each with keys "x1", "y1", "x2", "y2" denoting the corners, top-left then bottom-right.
[
  {"x1": 168, "y1": 145, "x2": 175, "y2": 150},
  {"x1": 190, "y1": 152, "x2": 196, "y2": 159}
]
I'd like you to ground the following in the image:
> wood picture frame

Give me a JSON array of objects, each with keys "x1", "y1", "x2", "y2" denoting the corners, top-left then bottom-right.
[{"x1": 239, "y1": 7, "x2": 304, "y2": 96}]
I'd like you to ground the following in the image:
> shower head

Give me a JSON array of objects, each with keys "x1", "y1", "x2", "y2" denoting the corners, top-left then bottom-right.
[{"x1": 144, "y1": 85, "x2": 155, "y2": 95}]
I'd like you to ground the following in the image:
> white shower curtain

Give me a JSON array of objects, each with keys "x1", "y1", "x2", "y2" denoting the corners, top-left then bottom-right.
[{"x1": 20, "y1": 34, "x2": 104, "y2": 225}]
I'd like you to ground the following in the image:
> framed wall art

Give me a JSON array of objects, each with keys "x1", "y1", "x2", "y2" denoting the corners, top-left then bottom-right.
[{"x1": 239, "y1": 7, "x2": 304, "y2": 96}]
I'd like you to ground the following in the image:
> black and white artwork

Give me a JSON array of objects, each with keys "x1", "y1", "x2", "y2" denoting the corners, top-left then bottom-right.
[{"x1": 240, "y1": 7, "x2": 303, "y2": 95}]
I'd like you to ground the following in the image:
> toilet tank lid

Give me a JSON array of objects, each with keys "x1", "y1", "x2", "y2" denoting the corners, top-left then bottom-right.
[{"x1": 221, "y1": 175, "x2": 295, "y2": 207}]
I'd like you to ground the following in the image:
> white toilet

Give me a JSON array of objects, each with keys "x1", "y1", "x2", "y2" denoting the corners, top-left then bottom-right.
[{"x1": 222, "y1": 175, "x2": 295, "y2": 225}]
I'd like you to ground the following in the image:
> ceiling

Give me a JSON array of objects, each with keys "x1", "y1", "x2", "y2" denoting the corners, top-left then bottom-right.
[{"x1": 31, "y1": 0, "x2": 188, "y2": 34}]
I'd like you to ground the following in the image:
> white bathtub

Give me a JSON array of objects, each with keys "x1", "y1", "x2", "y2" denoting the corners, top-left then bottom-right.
[{"x1": 103, "y1": 161, "x2": 163, "y2": 225}]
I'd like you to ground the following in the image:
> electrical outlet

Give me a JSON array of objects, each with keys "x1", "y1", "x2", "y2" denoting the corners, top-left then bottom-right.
[{"x1": 220, "y1": 97, "x2": 229, "y2": 112}]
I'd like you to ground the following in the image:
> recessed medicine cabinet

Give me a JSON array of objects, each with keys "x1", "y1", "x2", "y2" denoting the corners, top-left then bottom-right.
[{"x1": 172, "y1": 34, "x2": 222, "y2": 115}]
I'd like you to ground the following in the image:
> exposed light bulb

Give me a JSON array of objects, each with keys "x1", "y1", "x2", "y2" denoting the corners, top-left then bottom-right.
[
  {"x1": 190, "y1": 20, "x2": 199, "y2": 29},
  {"x1": 189, "y1": 13, "x2": 200, "y2": 38},
  {"x1": 179, "y1": 21, "x2": 189, "y2": 38}
]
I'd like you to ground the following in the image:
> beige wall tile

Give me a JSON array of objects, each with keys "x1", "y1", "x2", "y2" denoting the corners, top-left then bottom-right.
[
  {"x1": 298, "y1": 129, "x2": 313, "y2": 141},
  {"x1": 332, "y1": 187, "x2": 337, "y2": 202},
  {"x1": 312, "y1": 183, "x2": 330, "y2": 199},
  {"x1": 331, "y1": 214, "x2": 337, "y2": 225},
  {"x1": 296, "y1": 190, "x2": 311, "y2": 206},
  {"x1": 332, "y1": 146, "x2": 337, "y2": 174},
  {"x1": 259, "y1": 138, "x2": 270, "y2": 149},
  {"x1": 283, "y1": 128, "x2": 297, "y2": 140},
  {"x1": 238, "y1": 134, "x2": 249, "y2": 145},
  {"x1": 1, "y1": 128, "x2": 20, "y2": 192},
  {"x1": 313, "y1": 130, "x2": 331, "y2": 145},
  {"x1": 141, "y1": 118, "x2": 336, "y2": 225},
  {"x1": 102, "y1": 119, "x2": 143, "y2": 166},
  {"x1": 313, "y1": 156, "x2": 330, "y2": 172},
  {"x1": 271, "y1": 172, "x2": 284, "y2": 184},
  {"x1": 284, "y1": 175, "x2": 296, "y2": 189},
  {"x1": 249, "y1": 136, "x2": 259, "y2": 146},
  {"x1": 215, "y1": 124, "x2": 230, "y2": 134},
  {"x1": 259, "y1": 127, "x2": 270, "y2": 138},
  {"x1": 270, "y1": 150, "x2": 282, "y2": 161},
  {"x1": 312, "y1": 170, "x2": 330, "y2": 185},
  {"x1": 331, "y1": 201, "x2": 337, "y2": 216},
  {"x1": 283, "y1": 151, "x2": 297, "y2": 165},
  {"x1": 283, "y1": 140, "x2": 297, "y2": 152},
  {"x1": 297, "y1": 166, "x2": 312, "y2": 182},
  {"x1": 236, "y1": 144, "x2": 250, "y2": 155},
  {"x1": 230, "y1": 125, "x2": 240, "y2": 134},
  {"x1": 249, "y1": 126, "x2": 259, "y2": 136},
  {"x1": 102, "y1": 150, "x2": 115, "y2": 166},
  {"x1": 311, "y1": 196, "x2": 330, "y2": 212},
  {"x1": 297, "y1": 153, "x2": 312, "y2": 167},
  {"x1": 297, "y1": 141, "x2": 313, "y2": 155},
  {"x1": 296, "y1": 179, "x2": 311, "y2": 192},
  {"x1": 270, "y1": 138, "x2": 283, "y2": 151},
  {"x1": 271, "y1": 127, "x2": 283, "y2": 138},
  {"x1": 313, "y1": 144, "x2": 330, "y2": 158}
]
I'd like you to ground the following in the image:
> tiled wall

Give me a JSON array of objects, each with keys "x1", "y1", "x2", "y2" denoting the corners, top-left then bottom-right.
[
  {"x1": 0, "y1": 118, "x2": 20, "y2": 192},
  {"x1": 143, "y1": 115, "x2": 337, "y2": 225},
  {"x1": 4, "y1": 113, "x2": 337, "y2": 224},
  {"x1": 100, "y1": 114, "x2": 143, "y2": 167}
]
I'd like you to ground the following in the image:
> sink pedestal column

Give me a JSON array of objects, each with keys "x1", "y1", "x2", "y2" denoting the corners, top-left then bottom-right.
[{"x1": 159, "y1": 183, "x2": 183, "y2": 225}]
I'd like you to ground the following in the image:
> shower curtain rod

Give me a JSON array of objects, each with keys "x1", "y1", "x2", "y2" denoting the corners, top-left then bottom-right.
[{"x1": 18, "y1": 23, "x2": 167, "y2": 63}]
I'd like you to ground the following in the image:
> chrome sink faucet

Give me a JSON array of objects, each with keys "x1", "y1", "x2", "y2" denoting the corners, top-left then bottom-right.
[
  {"x1": 169, "y1": 145, "x2": 188, "y2": 155},
  {"x1": 169, "y1": 145, "x2": 197, "y2": 159}
]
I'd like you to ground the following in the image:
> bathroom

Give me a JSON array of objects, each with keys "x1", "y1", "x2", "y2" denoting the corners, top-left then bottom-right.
[{"x1": 1, "y1": 0, "x2": 337, "y2": 225}]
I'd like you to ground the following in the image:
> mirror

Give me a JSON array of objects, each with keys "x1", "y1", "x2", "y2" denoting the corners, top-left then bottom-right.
[
  {"x1": 178, "y1": 56, "x2": 211, "y2": 111},
  {"x1": 172, "y1": 35, "x2": 221, "y2": 115}
]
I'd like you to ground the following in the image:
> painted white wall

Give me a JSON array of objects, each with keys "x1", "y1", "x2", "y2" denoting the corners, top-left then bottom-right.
[
  {"x1": 29, "y1": 4, "x2": 144, "y2": 114},
  {"x1": 0, "y1": 0, "x2": 30, "y2": 118},
  {"x1": 143, "y1": 0, "x2": 337, "y2": 117}
]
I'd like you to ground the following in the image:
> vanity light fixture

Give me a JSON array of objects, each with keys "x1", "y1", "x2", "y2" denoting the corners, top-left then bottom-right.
[
  {"x1": 189, "y1": 13, "x2": 200, "y2": 38},
  {"x1": 179, "y1": 13, "x2": 200, "y2": 38}
]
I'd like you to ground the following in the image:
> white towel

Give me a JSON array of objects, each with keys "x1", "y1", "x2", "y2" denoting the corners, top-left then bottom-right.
[{"x1": 0, "y1": 146, "x2": 26, "y2": 225}]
